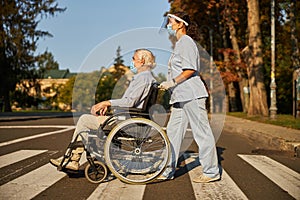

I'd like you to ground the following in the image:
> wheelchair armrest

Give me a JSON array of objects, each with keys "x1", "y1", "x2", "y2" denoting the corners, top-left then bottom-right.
[
  {"x1": 110, "y1": 106, "x2": 146, "y2": 113},
  {"x1": 100, "y1": 109, "x2": 150, "y2": 131}
]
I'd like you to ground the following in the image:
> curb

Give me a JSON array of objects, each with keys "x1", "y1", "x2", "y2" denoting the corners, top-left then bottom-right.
[
  {"x1": 223, "y1": 124, "x2": 300, "y2": 157},
  {"x1": 0, "y1": 115, "x2": 69, "y2": 122}
]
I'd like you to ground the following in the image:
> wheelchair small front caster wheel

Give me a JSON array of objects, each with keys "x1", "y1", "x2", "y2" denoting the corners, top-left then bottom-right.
[{"x1": 85, "y1": 161, "x2": 107, "y2": 183}]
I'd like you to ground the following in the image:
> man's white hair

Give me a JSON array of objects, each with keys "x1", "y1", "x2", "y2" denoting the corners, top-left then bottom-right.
[{"x1": 135, "y1": 49, "x2": 156, "y2": 69}]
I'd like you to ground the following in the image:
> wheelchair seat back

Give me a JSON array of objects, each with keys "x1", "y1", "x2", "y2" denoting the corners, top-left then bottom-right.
[{"x1": 140, "y1": 82, "x2": 159, "y2": 113}]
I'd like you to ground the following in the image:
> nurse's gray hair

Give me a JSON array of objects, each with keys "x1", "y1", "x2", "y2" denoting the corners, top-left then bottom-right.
[{"x1": 135, "y1": 49, "x2": 156, "y2": 69}]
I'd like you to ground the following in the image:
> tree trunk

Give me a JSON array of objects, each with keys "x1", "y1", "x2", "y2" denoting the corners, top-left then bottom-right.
[
  {"x1": 0, "y1": 47, "x2": 12, "y2": 112},
  {"x1": 228, "y1": 19, "x2": 249, "y2": 113},
  {"x1": 290, "y1": 0, "x2": 300, "y2": 117},
  {"x1": 221, "y1": 14, "x2": 239, "y2": 112},
  {"x1": 290, "y1": 0, "x2": 300, "y2": 70},
  {"x1": 246, "y1": 0, "x2": 269, "y2": 117}
]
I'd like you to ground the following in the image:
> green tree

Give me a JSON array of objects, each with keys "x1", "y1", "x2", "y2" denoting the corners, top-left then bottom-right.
[
  {"x1": 57, "y1": 76, "x2": 76, "y2": 110},
  {"x1": 37, "y1": 50, "x2": 59, "y2": 71},
  {"x1": 155, "y1": 72, "x2": 167, "y2": 83},
  {"x1": 114, "y1": 46, "x2": 124, "y2": 66},
  {"x1": 95, "y1": 46, "x2": 128, "y2": 103},
  {"x1": 71, "y1": 71, "x2": 100, "y2": 112},
  {"x1": 96, "y1": 65, "x2": 130, "y2": 103},
  {"x1": 0, "y1": 0, "x2": 65, "y2": 111},
  {"x1": 154, "y1": 73, "x2": 170, "y2": 110},
  {"x1": 96, "y1": 72, "x2": 117, "y2": 102}
]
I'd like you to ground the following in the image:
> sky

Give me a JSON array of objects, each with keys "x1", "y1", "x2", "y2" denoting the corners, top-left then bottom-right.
[{"x1": 37, "y1": 0, "x2": 171, "y2": 74}]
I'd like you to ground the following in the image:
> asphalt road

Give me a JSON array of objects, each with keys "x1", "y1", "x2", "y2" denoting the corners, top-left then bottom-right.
[{"x1": 0, "y1": 117, "x2": 299, "y2": 200}]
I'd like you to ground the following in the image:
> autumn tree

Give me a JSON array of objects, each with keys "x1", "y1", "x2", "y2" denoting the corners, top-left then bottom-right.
[
  {"x1": 167, "y1": 0, "x2": 300, "y2": 116},
  {"x1": 168, "y1": 0, "x2": 248, "y2": 112},
  {"x1": 0, "y1": 0, "x2": 65, "y2": 111}
]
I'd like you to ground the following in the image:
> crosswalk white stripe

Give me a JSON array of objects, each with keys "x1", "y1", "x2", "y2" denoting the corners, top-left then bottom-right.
[
  {"x1": 183, "y1": 153, "x2": 248, "y2": 200},
  {"x1": 3, "y1": 150, "x2": 297, "y2": 199},
  {"x1": 89, "y1": 153, "x2": 247, "y2": 200},
  {"x1": 0, "y1": 163, "x2": 66, "y2": 199},
  {"x1": 0, "y1": 126, "x2": 75, "y2": 147},
  {"x1": 238, "y1": 154, "x2": 300, "y2": 200},
  {"x1": 0, "y1": 150, "x2": 47, "y2": 168},
  {"x1": 87, "y1": 179, "x2": 146, "y2": 200},
  {"x1": 0, "y1": 151, "x2": 87, "y2": 200},
  {"x1": 86, "y1": 181, "x2": 109, "y2": 200}
]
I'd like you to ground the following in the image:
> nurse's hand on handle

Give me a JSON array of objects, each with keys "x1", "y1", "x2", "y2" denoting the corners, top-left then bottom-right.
[
  {"x1": 159, "y1": 70, "x2": 196, "y2": 90},
  {"x1": 159, "y1": 79, "x2": 177, "y2": 90}
]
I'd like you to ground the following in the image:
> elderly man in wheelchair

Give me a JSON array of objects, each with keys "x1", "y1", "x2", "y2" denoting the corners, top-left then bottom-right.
[{"x1": 50, "y1": 49, "x2": 170, "y2": 184}]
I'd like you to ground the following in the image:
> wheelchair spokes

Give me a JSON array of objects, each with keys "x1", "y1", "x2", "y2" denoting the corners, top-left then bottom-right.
[{"x1": 105, "y1": 118, "x2": 170, "y2": 184}]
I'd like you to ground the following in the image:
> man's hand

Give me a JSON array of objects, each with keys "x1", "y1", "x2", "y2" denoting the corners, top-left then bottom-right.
[
  {"x1": 91, "y1": 101, "x2": 111, "y2": 116},
  {"x1": 159, "y1": 79, "x2": 177, "y2": 90}
]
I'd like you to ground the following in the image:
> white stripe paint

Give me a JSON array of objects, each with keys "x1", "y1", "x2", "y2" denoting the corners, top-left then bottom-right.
[
  {"x1": 89, "y1": 152, "x2": 247, "y2": 200},
  {"x1": 0, "y1": 152, "x2": 87, "y2": 200},
  {"x1": 185, "y1": 153, "x2": 248, "y2": 200},
  {"x1": 87, "y1": 179, "x2": 146, "y2": 200},
  {"x1": 0, "y1": 163, "x2": 66, "y2": 199},
  {"x1": 0, "y1": 126, "x2": 75, "y2": 147},
  {"x1": 238, "y1": 154, "x2": 300, "y2": 200},
  {"x1": 0, "y1": 150, "x2": 47, "y2": 168}
]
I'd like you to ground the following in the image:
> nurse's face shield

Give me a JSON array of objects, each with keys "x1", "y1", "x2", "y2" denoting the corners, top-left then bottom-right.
[
  {"x1": 159, "y1": 14, "x2": 189, "y2": 34},
  {"x1": 159, "y1": 15, "x2": 171, "y2": 34}
]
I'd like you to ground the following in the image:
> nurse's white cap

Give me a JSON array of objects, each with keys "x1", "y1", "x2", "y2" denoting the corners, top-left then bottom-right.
[{"x1": 167, "y1": 13, "x2": 189, "y2": 26}]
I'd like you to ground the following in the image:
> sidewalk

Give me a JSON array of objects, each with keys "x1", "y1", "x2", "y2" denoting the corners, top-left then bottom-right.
[
  {"x1": 0, "y1": 112, "x2": 299, "y2": 156},
  {"x1": 224, "y1": 115, "x2": 300, "y2": 156},
  {"x1": 0, "y1": 112, "x2": 76, "y2": 122}
]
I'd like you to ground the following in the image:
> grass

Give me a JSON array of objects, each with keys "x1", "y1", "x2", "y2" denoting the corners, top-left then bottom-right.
[{"x1": 228, "y1": 112, "x2": 300, "y2": 130}]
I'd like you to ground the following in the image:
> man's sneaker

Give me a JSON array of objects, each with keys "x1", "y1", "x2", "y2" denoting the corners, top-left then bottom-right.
[
  {"x1": 49, "y1": 158, "x2": 66, "y2": 167},
  {"x1": 49, "y1": 158, "x2": 79, "y2": 171},
  {"x1": 64, "y1": 161, "x2": 79, "y2": 171},
  {"x1": 192, "y1": 174, "x2": 220, "y2": 183}
]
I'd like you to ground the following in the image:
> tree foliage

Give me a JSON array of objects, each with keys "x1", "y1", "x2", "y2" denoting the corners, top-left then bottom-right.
[
  {"x1": 37, "y1": 50, "x2": 59, "y2": 71},
  {"x1": 57, "y1": 67, "x2": 130, "y2": 112},
  {"x1": 0, "y1": 0, "x2": 65, "y2": 111},
  {"x1": 56, "y1": 47, "x2": 130, "y2": 112},
  {"x1": 114, "y1": 46, "x2": 124, "y2": 66},
  {"x1": 57, "y1": 76, "x2": 75, "y2": 109}
]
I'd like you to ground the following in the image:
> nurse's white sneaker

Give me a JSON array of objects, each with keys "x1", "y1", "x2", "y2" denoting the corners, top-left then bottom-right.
[
  {"x1": 156, "y1": 174, "x2": 174, "y2": 180},
  {"x1": 192, "y1": 174, "x2": 220, "y2": 183}
]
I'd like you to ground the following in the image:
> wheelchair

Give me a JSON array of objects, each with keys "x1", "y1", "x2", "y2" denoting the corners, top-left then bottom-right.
[{"x1": 56, "y1": 83, "x2": 171, "y2": 184}]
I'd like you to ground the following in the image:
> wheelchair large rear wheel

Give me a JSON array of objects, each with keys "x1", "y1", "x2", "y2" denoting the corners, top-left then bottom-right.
[{"x1": 104, "y1": 118, "x2": 170, "y2": 184}]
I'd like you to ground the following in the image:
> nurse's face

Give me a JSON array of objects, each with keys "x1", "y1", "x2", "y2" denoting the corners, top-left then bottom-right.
[{"x1": 168, "y1": 17, "x2": 180, "y2": 30}]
